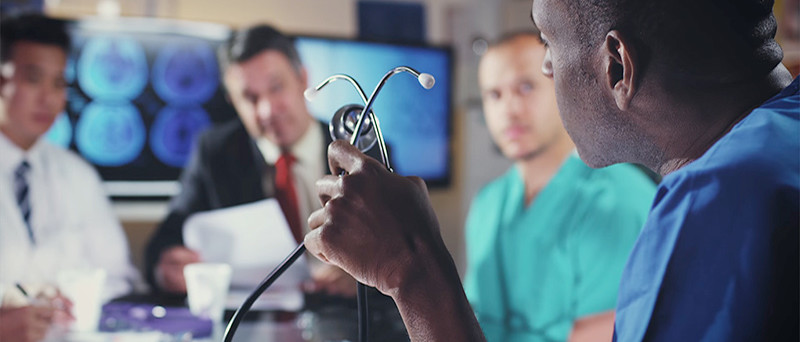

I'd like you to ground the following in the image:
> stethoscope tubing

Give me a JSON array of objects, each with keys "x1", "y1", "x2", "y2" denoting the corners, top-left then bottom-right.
[{"x1": 223, "y1": 66, "x2": 429, "y2": 342}]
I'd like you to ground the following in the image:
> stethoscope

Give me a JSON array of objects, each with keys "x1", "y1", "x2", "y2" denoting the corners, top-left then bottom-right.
[{"x1": 223, "y1": 66, "x2": 435, "y2": 342}]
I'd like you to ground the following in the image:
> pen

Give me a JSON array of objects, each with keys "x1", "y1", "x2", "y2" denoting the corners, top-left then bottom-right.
[
  {"x1": 14, "y1": 283, "x2": 55, "y2": 309},
  {"x1": 14, "y1": 283, "x2": 45, "y2": 307},
  {"x1": 15, "y1": 283, "x2": 30, "y2": 298}
]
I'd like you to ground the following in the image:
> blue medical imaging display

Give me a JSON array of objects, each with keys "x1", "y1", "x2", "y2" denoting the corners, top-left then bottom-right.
[
  {"x1": 296, "y1": 37, "x2": 452, "y2": 185},
  {"x1": 152, "y1": 43, "x2": 219, "y2": 104},
  {"x1": 150, "y1": 106, "x2": 212, "y2": 167},
  {"x1": 77, "y1": 36, "x2": 149, "y2": 100},
  {"x1": 76, "y1": 102, "x2": 146, "y2": 167},
  {"x1": 44, "y1": 18, "x2": 453, "y2": 196},
  {"x1": 44, "y1": 112, "x2": 72, "y2": 149},
  {"x1": 44, "y1": 18, "x2": 236, "y2": 196}
]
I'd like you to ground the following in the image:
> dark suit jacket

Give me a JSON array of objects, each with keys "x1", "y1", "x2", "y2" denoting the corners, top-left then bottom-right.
[{"x1": 144, "y1": 119, "x2": 383, "y2": 291}]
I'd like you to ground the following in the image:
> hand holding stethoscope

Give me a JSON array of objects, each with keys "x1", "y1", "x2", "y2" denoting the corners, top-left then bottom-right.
[{"x1": 223, "y1": 66, "x2": 435, "y2": 342}]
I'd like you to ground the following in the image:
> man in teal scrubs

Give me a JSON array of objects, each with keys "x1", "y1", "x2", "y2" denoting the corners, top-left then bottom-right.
[{"x1": 463, "y1": 32, "x2": 655, "y2": 341}]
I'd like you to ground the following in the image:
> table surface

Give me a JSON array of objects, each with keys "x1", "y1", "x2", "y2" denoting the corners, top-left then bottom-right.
[{"x1": 58, "y1": 291, "x2": 410, "y2": 342}]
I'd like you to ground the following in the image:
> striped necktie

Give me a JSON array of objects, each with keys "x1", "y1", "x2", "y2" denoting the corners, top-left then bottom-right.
[{"x1": 14, "y1": 160, "x2": 34, "y2": 244}]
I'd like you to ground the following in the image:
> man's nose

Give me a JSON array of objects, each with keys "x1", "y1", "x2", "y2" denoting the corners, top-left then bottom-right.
[
  {"x1": 42, "y1": 86, "x2": 66, "y2": 111},
  {"x1": 503, "y1": 93, "x2": 524, "y2": 119},
  {"x1": 255, "y1": 97, "x2": 273, "y2": 120}
]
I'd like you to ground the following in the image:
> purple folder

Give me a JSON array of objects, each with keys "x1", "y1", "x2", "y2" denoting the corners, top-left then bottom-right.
[{"x1": 99, "y1": 302, "x2": 214, "y2": 338}]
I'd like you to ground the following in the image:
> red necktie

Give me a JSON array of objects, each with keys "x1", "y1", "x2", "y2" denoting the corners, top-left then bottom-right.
[{"x1": 275, "y1": 153, "x2": 303, "y2": 244}]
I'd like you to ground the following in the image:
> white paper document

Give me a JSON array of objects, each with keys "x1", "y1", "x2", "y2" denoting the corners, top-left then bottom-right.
[{"x1": 183, "y1": 199, "x2": 308, "y2": 311}]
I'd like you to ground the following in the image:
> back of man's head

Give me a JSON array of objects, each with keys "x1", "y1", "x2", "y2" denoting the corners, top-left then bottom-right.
[
  {"x1": 568, "y1": 0, "x2": 782, "y2": 84},
  {"x1": 1, "y1": 13, "x2": 70, "y2": 64},
  {"x1": 221, "y1": 24, "x2": 302, "y2": 74}
]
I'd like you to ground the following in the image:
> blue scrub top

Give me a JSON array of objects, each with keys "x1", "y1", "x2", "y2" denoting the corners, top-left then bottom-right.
[{"x1": 614, "y1": 77, "x2": 800, "y2": 341}]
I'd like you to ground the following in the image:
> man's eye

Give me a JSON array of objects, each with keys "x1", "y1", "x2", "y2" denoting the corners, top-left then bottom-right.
[
  {"x1": 55, "y1": 78, "x2": 68, "y2": 89},
  {"x1": 269, "y1": 82, "x2": 284, "y2": 93},
  {"x1": 24, "y1": 72, "x2": 42, "y2": 83},
  {"x1": 539, "y1": 34, "x2": 550, "y2": 48},
  {"x1": 244, "y1": 92, "x2": 258, "y2": 104},
  {"x1": 519, "y1": 82, "x2": 533, "y2": 94}
]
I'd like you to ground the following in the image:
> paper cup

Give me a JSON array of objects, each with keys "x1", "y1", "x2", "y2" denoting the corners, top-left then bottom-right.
[
  {"x1": 184, "y1": 263, "x2": 232, "y2": 322},
  {"x1": 57, "y1": 268, "x2": 107, "y2": 332}
]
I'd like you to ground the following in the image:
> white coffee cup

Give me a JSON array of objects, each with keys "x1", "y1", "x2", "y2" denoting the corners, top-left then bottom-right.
[
  {"x1": 184, "y1": 263, "x2": 232, "y2": 322},
  {"x1": 57, "y1": 267, "x2": 107, "y2": 332}
]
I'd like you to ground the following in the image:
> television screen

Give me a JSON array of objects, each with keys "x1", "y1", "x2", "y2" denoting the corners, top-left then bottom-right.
[
  {"x1": 44, "y1": 19, "x2": 453, "y2": 198},
  {"x1": 296, "y1": 37, "x2": 453, "y2": 186},
  {"x1": 45, "y1": 18, "x2": 236, "y2": 198}
]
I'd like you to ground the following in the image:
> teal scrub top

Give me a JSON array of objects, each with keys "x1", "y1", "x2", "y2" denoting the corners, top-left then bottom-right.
[{"x1": 464, "y1": 155, "x2": 656, "y2": 342}]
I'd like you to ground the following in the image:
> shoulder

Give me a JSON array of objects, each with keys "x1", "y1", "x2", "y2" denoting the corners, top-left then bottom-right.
[
  {"x1": 566, "y1": 156, "x2": 657, "y2": 213},
  {"x1": 666, "y1": 106, "x2": 799, "y2": 204},
  {"x1": 39, "y1": 142, "x2": 105, "y2": 187},
  {"x1": 41, "y1": 142, "x2": 97, "y2": 174},
  {"x1": 583, "y1": 161, "x2": 656, "y2": 193},
  {"x1": 199, "y1": 119, "x2": 247, "y2": 144},
  {"x1": 466, "y1": 168, "x2": 519, "y2": 225},
  {"x1": 472, "y1": 167, "x2": 520, "y2": 205},
  {"x1": 650, "y1": 109, "x2": 799, "y2": 233},
  {"x1": 553, "y1": 158, "x2": 654, "y2": 240},
  {"x1": 196, "y1": 119, "x2": 250, "y2": 155}
]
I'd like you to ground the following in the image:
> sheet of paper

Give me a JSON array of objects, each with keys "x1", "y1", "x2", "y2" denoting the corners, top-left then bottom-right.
[{"x1": 183, "y1": 199, "x2": 308, "y2": 311}]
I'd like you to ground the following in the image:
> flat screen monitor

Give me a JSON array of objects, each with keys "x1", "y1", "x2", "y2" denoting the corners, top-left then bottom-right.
[
  {"x1": 296, "y1": 36, "x2": 453, "y2": 186},
  {"x1": 45, "y1": 17, "x2": 236, "y2": 198},
  {"x1": 44, "y1": 19, "x2": 453, "y2": 198}
]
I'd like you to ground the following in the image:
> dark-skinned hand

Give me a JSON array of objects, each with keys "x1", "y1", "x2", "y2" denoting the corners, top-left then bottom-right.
[{"x1": 305, "y1": 140, "x2": 447, "y2": 297}]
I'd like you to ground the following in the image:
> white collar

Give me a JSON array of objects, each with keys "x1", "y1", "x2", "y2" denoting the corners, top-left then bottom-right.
[
  {"x1": 256, "y1": 121, "x2": 323, "y2": 167},
  {"x1": 0, "y1": 131, "x2": 44, "y2": 174}
]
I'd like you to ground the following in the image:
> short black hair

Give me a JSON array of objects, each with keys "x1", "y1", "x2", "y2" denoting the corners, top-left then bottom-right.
[
  {"x1": 568, "y1": 0, "x2": 782, "y2": 83},
  {"x1": 1, "y1": 13, "x2": 70, "y2": 64},
  {"x1": 220, "y1": 24, "x2": 302, "y2": 73}
]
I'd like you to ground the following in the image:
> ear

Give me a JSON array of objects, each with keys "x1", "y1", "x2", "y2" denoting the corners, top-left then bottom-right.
[
  {"x1": 299, "y1": 66, "x2": 309, "y2": 91},
  {"x1": 0, "y1": 62, "x2": 11, "y2": 97},
  {"x1": 602, "y1": 30, "x2": 637, "y2": 111}
]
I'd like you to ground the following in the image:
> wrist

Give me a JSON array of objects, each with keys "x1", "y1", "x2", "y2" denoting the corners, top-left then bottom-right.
[
  {"x1": 383, "y1": 229, "x2": 457, "y2": 299},
  {"x1": 386, "y1": 236, "x2": 485, "y2": 342}
]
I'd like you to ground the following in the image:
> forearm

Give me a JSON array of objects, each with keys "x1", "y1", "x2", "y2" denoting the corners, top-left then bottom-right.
[
  {"x1": 145, "y1": 213, "x2": 188, "y2": 289},
  {"x1": 390, "y1": 243, "x2": 485, "y2": 342}
]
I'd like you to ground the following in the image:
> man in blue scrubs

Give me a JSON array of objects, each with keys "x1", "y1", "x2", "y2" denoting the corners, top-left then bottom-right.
[
  {"x1": 464, "y1": 32, "x2": 655, "y2": 341},
  {"x1": 304, "y1": 0, "x2": 799, "y2": 340}
]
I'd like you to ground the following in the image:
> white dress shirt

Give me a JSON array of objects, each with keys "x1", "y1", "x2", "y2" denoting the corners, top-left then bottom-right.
[
  {"x1": 256, "y1": 121, "x2": 326, "y2": 235},
  {"x1": 0, "y1": 132, "x2": 138, "y2": 303}
]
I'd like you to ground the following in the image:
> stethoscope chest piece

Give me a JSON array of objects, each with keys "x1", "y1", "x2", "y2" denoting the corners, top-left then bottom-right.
[{"x1": 330, "y1": 104, "x2": 378, "y2": 152}]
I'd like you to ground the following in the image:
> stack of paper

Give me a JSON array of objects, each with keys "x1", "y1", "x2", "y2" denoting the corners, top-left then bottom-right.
[{"x1": 183, "y1": 199, "x2": 309, "y2": 312}]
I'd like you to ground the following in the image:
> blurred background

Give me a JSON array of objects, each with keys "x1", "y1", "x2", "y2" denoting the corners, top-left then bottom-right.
[{"x1": 2, "y1": 0, "x2": 798, "y2": 279}]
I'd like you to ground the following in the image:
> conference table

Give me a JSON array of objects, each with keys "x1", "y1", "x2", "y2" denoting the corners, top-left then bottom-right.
[{"x1": 64, "y1": 291, "x2": 409, "y2": 342}]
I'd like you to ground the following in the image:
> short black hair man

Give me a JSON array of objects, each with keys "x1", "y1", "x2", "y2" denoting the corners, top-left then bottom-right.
[
  {"x1": 1, "y1": 13, "x2": 138, "y2": 341},
  {"x1": 303, "y1": 0, "x2": 799, "y2": 340}
]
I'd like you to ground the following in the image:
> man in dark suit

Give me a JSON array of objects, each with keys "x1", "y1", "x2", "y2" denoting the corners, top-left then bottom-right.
[{"x1": 145, "y1": 24, "x2": 375, "y2": 296}]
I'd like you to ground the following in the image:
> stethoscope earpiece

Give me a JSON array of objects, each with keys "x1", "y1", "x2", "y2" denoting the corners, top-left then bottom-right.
[{"x1": 308, "y1": 66, "x2": 435, "y2": 169}]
